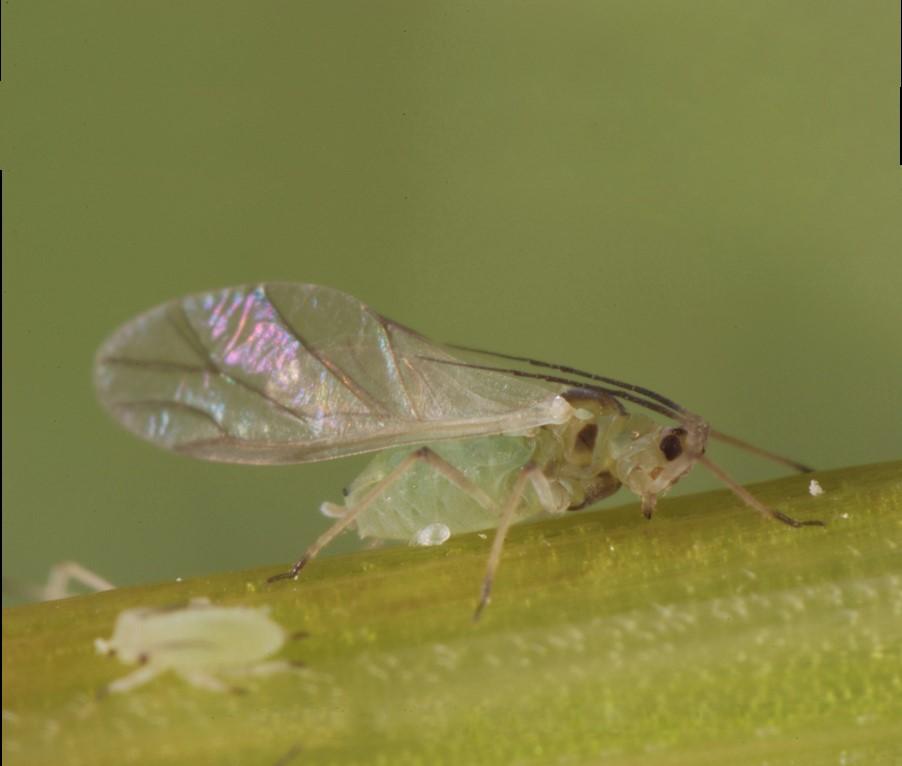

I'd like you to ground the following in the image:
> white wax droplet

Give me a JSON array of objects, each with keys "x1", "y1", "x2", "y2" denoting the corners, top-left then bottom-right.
[{"x1": 413, "y1": 523, "x2": 451, "y2": 547}]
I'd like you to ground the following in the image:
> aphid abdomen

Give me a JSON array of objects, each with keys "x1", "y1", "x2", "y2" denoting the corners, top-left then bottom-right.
[{"x1": 347, "y1": 436, "x2": 544, "y2": 541}]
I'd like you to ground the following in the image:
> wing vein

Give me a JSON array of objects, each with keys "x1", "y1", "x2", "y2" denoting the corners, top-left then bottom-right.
[
  {"x1": 372, "y1": 310, "x2": 420, "y2": 418},
  {"x1": 169, "y1": 305, "x2": 312, "y2": 427},
  {"x1": 263, "y1": 286, "x2": 388, "y2": 415},
  {"x1": 112, "y1": 399, "x2": 227, "y2": 435}
]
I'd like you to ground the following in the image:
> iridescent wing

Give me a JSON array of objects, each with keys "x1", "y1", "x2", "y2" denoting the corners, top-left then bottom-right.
[{"x1": 94, "y1": 283, "x2": 572, "y2": 464}]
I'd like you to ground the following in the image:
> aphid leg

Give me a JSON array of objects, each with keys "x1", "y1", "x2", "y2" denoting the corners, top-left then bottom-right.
[
  {"x1": 178, "y1": 671, "x2": 235, "y2": 693},
  {"x1": 269, "y1": 447, "x2": 494, "y2": 583},
  {"x1": 44, "y1": 562, "x2": 114, "y2": 600},
  {"x1": 5, "y1": 563, "x2": 113, "y2": 604},
  {"x1": 698, "y1": 456, "x2": 825, "y2": 527},
  {"x1": 474, "y1": 463, "x2": 550, "y2": 622},
  {"x1": 105, "y1": 664, "x2": 163, "y2": 695},
  {"x1": 412, "y1": 449, "x2": 496, "y2": 510}
]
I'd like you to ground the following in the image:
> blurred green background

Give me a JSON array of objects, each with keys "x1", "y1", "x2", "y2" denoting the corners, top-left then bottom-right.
[{"x1": 2, "y1": 1, "x2": 900, "y2": 594}]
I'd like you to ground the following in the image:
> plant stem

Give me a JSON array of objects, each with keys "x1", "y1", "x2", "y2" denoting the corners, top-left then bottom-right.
[{"x1": 3, "y1": 460, "x2": 901, "y2": 765}]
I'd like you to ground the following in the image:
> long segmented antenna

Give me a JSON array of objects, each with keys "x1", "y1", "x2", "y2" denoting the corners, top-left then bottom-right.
[
  {"x1": 709, "y1": 429, "x2": 814, "y2": 473},
  {"x1": 444, "y1": 345, "x2": 814, "y2": 475},
  {"x1": 446, "y1": 343, "x2": 688, "y2": 414},
  {"x1": 420, "y1": 357, "x2": 683, "y2": 420},
  {"x1": 698, "y1": 455, "x2": 825, "y2": 527}
]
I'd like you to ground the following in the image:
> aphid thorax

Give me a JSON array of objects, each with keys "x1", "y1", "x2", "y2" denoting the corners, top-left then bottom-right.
[{"x1": 545, "y1": 389, "x2": 709, "y2": 519}]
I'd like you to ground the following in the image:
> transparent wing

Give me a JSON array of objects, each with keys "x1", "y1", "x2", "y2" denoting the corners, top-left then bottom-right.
[{"x1": 94, "y1": 283, "x2": 572, "y2": 464}]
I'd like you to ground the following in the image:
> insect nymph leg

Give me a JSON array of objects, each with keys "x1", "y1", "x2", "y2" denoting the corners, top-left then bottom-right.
[
  {"x1": 104, "y1": 664, "x2": 163, "y2": 695},
  {"x1": 473, "y1": 463, "x2": 551, "y2": 622},
  {"x1": 268, "y1": 447, "x2": 495, "y2": 583}
]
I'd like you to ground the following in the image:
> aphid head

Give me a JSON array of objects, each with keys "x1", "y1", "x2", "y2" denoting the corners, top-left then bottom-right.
[{"x1": 609, "y1": 415, "x2": 709, "y2": 517}]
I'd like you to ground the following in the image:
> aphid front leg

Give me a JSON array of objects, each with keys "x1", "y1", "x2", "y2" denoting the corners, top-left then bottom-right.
[
  {"x1": 474, "y1": 463, "x2": 553, "y2": 622},
  {"x1": 268, "y1": 447, "x2": 495, "y2": 583},
  {"x1": 699, "y1": 456, "x2": 825, "y2": 528},
  {"x1": 104, "y1": 664, "x2": 163, "y2": 695}
]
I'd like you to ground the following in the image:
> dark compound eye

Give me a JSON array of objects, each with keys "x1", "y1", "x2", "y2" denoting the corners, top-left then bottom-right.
[{"x1": 659, "y1": 432, "x2": 683, "y2": 461}]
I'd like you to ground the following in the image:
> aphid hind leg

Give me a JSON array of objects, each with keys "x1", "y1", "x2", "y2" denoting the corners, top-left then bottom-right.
[
  {"x1": 104, "y1": 664, "x2": 163, "y2": 695},
  {"x1": 268, "y1": 447, "x2": 495, "y2": 583},
  {"x1": 698, "y1": 455, "x2": 825, "y2": 527},
  {"x1": 474, "y1": 464, "x2": 552, "y2": 622}
]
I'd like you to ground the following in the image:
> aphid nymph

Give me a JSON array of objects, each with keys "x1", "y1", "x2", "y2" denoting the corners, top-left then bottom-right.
[
  {"x1": 95, "y1": 283, "x2": 824, "y2": 619},
  {"x1": 95, "y1": 598, "x2": 292, "y2": 693}
]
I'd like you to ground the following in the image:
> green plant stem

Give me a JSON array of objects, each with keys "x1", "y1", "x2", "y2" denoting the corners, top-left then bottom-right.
[{"x1": 3, "y1": 461, "x2": 901, "y2": 766}]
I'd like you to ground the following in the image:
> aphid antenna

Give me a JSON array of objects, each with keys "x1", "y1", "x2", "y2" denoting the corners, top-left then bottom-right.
[
  {"x1": 708, "y1": 429, "x2": 814, "y2": 473},
  {"x1": 697, "y1": 455, "x2": 825, "y2": 528},
  {"x1": 441, "y1": 347, "x2": 814, "y2": 475},
  {"x1": 420, "y1": 356, "x2": 684, "y2": 421},
  {"x1": 444, "y1": 343, "x2": 688, "y2": 415}
]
